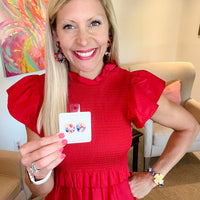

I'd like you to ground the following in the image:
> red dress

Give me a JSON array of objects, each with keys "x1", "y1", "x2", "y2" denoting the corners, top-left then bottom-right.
[{"x1": 7, "y1": 62, "x2": 165, "y2": 200}]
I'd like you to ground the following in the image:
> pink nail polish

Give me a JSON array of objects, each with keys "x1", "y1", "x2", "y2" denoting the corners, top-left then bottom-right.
[
  {"x1": 59, "y1": 148, "x2": 64, "y2": 153},
  {"x1": 60, "y1": 154, "x2": 66, "y2": 160},
  {"x1": 58, "y1": 133, "x2": 65, "y2": 139},
  {"x1": 61, "y1": 139, "x2": 68, "y2": 146}
]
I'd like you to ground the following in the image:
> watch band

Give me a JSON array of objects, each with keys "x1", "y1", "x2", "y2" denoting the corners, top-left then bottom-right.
[
  {"x1": 146, "y1": 168, "x2": 164, "y2": 187},
  {"x1": 27, "y1": 170, "x2": 52, "y2": 185}
]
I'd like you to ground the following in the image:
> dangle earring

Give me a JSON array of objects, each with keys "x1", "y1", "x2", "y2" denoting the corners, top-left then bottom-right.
[
  {"x1": 55, "y1": 41, "x2": 67, "y2": 63},
  {"x1": 104, "y1": 34, "x2": 112, "y2": 58}
]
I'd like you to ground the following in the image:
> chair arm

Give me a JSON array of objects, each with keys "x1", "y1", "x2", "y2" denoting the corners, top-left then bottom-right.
[
  {"x1": 0, "y1": 150, "x2": 22, "y2": 179},
  {"x1": 143, "y1": 119, "x2": 154, "y2": 157},
  {"x1": 184, "y1": 98, "x2": 200, "y2": 124}
]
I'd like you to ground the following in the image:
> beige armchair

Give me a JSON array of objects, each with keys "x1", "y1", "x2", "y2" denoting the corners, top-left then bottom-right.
[
  {"x1": 121, "y1": 62, "x2": 200, "y2": 169},
  {"x1": 0, "y1": 150, "x2": 31, "y2": 200}
]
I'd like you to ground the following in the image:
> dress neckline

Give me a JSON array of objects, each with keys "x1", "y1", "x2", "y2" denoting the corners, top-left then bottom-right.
[{"x1": 68, "y1": 61, "x2": 117, "y2": 85}]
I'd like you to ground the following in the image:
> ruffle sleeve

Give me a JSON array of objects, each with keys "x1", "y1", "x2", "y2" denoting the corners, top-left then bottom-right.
[
  {"x1": 7, "y1": 74, "x2": 45, "y2": 136},
  {"x1": 127, "y1": 70, "x2": 165, "y2": 128}
]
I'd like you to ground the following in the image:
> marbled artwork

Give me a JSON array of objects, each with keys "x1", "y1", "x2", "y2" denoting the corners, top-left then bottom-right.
[{"x1": 0, "y1": 0, "x2": 48, "y2": 77}]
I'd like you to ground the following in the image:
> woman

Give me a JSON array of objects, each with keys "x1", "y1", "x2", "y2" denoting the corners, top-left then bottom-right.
[{"x1": 7, "y1": 0, "x2": 199, "y2": 199}]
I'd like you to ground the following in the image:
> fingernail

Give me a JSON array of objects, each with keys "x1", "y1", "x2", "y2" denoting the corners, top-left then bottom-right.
[
  {"x1": 61, "y1": 139, "x2": 68, "y2": 146},
  {"x1": 59, "y1": 148, "x2": 64, "y2": 153},
  {"x1": 60, "y1": 154, "x2": 66, "y2": 160},
  {"x1": 58, "y1": 133, "x2": 65, "y2": 139}
]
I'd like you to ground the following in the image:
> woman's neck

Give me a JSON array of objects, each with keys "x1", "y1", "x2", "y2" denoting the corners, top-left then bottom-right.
[{"x1": 69, "y1": 62, "x2": 104, "y2": 80}]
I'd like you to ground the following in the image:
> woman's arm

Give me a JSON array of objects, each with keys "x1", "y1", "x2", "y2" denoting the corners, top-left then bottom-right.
[
  {"x1": 151, "y1": 94, "x2": 200, "y2": 176},
  {"x1": 129, "y1": 94, "x2": 200, "y2": 199},
  {"x1": 20, "y1": 127, "x2": 67, "y2": 197}
]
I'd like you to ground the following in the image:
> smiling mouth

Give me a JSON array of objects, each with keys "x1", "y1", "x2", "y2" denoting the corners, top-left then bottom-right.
[{"x1": 74, "y1": 49, "x2": 96, "y2": 58}]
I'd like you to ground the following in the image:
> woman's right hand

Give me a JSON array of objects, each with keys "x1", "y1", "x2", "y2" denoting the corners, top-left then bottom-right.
[{"x1": 19, "y1": 128, "x2": 67, "y2": 181}]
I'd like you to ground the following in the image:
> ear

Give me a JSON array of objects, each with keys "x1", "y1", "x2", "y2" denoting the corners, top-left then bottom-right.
[{"x1": 52, "y1": 30, "x2": 58, "y2": 41}]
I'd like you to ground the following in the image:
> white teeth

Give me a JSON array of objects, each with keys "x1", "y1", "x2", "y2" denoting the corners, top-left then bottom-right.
[{"x1": 75, "y1": 49, "x2": 95, "y2": 57}]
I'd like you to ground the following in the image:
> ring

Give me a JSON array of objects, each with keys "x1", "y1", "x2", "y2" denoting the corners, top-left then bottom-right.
[{"x1": 30, "y1": 162, "x2": 40, "y2": 173}]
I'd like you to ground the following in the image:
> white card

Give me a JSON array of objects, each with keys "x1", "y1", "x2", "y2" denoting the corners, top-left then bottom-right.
[{"x1": 59, "y1": 112, "x2": 92, "y2": 144}]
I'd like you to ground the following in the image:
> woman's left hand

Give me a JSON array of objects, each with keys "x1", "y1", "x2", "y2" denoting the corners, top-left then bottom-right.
[{"x1": 128, "y1": 172, "x2": 157, "y2": 199}]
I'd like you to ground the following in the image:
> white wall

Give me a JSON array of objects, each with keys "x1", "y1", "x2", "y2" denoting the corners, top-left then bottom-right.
[
  {"x1": 176, "y1": 0, "x2": 200, "y2": 101},
  {"x1": 0, "y1": 0, "x2": 200, "y2": 150},
  {"x1": 113, "y1": 0, "x2": 182, "y2": 63},
  {"x1": 113, "y1": 0, "x2": 200, "y2": 101}
]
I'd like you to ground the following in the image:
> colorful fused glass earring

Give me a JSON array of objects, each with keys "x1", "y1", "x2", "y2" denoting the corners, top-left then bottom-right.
[
  {"x1": 65, "y1": 124, "x2": 75, "y2": 134},
  {"x1": 104, "y1": 34, "x2": 112, "y2": 57},
  {"x1": 76, "y1": 122, "x2": 86, "y2": 133},
  {"x1": 55, "y1": 41, "x2": 67, "y2": 63}
]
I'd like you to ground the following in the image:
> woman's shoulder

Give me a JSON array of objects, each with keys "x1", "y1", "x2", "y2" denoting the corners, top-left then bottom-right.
[
  {"x1": 117, "y1": 66, "x2": 165, "y2": 85},
  {"x1": 117, "y1": 66, "x2": 155, "y2": 76},
  {"x1": 126, "y1": 69, "x2": 165, "y2": 128}
]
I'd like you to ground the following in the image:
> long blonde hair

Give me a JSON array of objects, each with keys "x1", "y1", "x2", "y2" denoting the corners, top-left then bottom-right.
[{"x1": 37, "y1": 0, "x2": 119, "y2": 136}]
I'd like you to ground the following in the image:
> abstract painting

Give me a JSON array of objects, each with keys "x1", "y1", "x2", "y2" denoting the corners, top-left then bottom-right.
[{"x1": 0, "y1": 0, "x2": 48, "y2": 77}]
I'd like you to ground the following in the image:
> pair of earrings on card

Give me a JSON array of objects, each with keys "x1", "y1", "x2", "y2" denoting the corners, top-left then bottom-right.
[{"x1": 59, "y1": 104, "x2": 92, "y2": 144}]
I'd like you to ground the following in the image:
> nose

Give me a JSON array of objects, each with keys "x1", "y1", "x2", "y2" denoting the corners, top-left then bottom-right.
[{"x1": 76, "y1": 28, "x2": 89, "y2": 46}]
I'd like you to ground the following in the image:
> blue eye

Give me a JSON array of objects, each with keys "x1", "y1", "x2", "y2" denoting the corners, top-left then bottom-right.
[
  {"x1": 63, "y1": 24, "x2": 74, "y2": 29},
  {"x1": 90, "y1": 20, "x2": 101, "y2": 27}
]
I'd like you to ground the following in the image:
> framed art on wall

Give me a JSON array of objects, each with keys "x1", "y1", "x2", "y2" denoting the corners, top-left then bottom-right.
[{"x1": 0, "y1": 0, "x2": 48, "y2": 77}]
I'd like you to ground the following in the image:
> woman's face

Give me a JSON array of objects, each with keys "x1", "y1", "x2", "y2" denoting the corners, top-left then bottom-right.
[{"x1": 53, "y1": 0, "x2": 109, "y2": 79}]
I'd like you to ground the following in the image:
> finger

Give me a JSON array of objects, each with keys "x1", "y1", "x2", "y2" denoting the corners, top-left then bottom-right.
[
  {"x1": 21, "y1": 138, "x2": 68, "y2": 166},
  {"x1": 29, "y1": 151, "x2": 66, "y2": 179},
  {"x1": 20, "y1": 132, "x2": 65, "y2": 155},
  {"x1": 45, "y1": 153, "x2": 66, "y2": 174},
  {"x1": 27, "y1": 147, "x2": 64, "y2": 173},
  {"x1": 128, "y1": 172, "x2": 136, "y2": 181}
]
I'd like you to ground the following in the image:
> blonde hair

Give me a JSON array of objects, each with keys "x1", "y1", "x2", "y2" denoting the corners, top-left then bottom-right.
[{"x1": 37, "y1": 0, "x2": 119, "y2": 136}]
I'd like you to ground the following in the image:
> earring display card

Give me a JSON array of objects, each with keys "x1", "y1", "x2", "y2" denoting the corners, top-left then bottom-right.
[{"x1": 59, "y1": 112, "x2": 92, "y2": 144}]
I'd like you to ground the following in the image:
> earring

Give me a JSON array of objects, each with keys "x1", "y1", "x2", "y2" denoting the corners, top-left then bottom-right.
[
  {"x1": 55, "y1": 41, "x2": 67, "y2": 63},
  {"x1": 65, "y1": 124, "x2": 75, "y2": 134},
  {"x1": 76, "y1": 122, "x2": 86, "y2": 133},
  {"x1": 105, "y1": 34, "x2": 112, "y2": 57}
]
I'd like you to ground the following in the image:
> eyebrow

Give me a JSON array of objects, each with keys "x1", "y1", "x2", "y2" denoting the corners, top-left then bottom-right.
[{"x1": 61, "y1": 14, "x2": 105, "y2": 24}]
